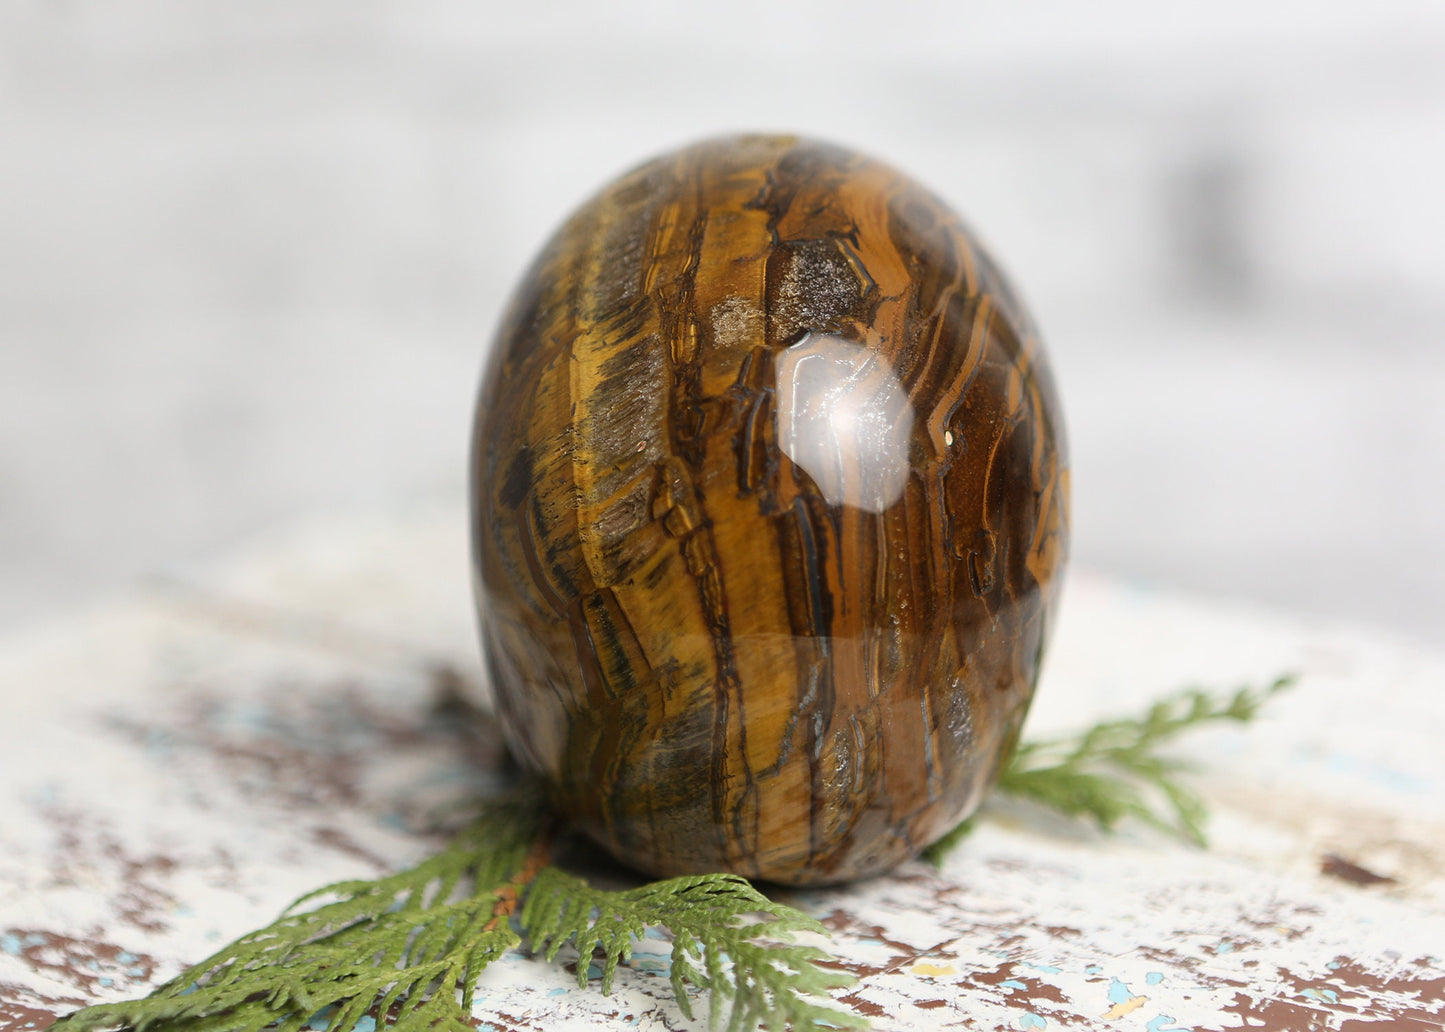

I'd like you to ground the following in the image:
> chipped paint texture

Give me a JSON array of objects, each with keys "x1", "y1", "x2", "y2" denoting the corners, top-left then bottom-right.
[{"x1": 1, "y1": 507, "x2": 1442, "y2": 1031}]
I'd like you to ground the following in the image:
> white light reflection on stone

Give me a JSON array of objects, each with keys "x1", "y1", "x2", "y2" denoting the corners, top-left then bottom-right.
[{"x1": 775, "y1": 333, "x2": 914, "y2": 513}]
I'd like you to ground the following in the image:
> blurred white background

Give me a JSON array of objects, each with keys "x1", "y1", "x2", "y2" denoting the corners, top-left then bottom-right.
[{"x1": 1, "y1": 1, "x2": 1442, "y2": 643}]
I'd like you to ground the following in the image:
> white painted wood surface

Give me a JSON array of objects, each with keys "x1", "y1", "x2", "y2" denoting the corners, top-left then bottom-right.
[{"x1": 2, "y1": 507, "x2": 1441, "y2": 1031}]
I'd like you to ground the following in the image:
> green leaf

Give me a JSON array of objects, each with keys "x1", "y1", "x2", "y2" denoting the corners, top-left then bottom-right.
[
  {"x1": 927, "y1": 674, "x2": 1295, "y2": 863},
  {"x1": 50, "y1": 790, "x2": 545, "y2": 1032},
  {"x1": 49, "y1": 785, "x2": 866, "y2": 1032},
  {"x1": 520, "y1": 867, "x2": 867, "y2": 1031}
]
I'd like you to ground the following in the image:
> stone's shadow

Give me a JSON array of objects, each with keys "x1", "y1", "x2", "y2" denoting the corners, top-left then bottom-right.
[{"x1": 100, "y1": 663, "x2": 518, "y2": 838}]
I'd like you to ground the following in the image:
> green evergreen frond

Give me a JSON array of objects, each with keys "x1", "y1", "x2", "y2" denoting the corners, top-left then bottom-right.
[
  {"x1": 50, "y1": 786, "x2": 864, "y2": 1032},
  {"x1": 51, "y1": 790, "x2": 546, "y2": 1032},
  {"x1": 520, "y1": 868, "x2": 867, "y2": 1031},
  {"x1": 928, "y1": 674, "x2": 1294, "y2": 863},
  {"x1": 919, "y1": 817, "x2": 976, "y2": 867}
]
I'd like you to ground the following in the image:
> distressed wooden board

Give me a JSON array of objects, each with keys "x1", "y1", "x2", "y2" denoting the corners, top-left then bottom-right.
[{"x1": 1, "y1": 506, "x2": 1442, "y2": 1031}]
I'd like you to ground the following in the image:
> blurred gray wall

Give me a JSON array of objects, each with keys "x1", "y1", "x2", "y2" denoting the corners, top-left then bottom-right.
[{"x1": 2, "y1": 1, "x2": 1443, "y2": 642}]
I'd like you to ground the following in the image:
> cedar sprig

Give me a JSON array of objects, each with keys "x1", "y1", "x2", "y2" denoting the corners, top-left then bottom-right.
[
  {"x1": 523, "y1": 867, "x2": 865, "y2": 1032},
  {"x1": 927, "y1": 674, "x2": 1295, "y2": 863},
  {"x1": 51, "y1": 790, "x2": 546, "y2": 1032},
  {"x1": 50, "y1": 788, "x2": 863, "y2": 1032}
]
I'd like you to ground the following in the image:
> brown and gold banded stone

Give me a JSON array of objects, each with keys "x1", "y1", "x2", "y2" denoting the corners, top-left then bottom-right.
[{"x1": 470, "y1": 134, "x2": 1068, "y2": 885}]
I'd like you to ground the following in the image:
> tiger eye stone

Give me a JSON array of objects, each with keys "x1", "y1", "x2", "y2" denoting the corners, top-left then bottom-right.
[{"x1": 470, "y1": 134, "x2": 1068, "y2": 885}]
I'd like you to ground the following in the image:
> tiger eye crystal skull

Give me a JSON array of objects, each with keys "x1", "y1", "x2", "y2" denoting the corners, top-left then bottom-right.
[{"x1": 471, "y1": 134, "x2": 1068, "y2": 885}]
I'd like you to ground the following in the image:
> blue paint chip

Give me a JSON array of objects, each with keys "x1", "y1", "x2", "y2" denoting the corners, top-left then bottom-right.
[
  {"x1": 1323, "y1": 752, "x2": 1428, "y2": 793},
  {"x1": 1215, "y1": 941, "x2": 1235, "y2": 954},
  {"x1": 548, "y1": 988, "x2": 569, "y2": 997},
  {"x1": 98, "y1": 978, "x2": 114, "y2": 988},
  {"x1": 1019, "y1": 1013, "x2": 1046, "y2": 1029},
  {"x1": 1146, "y1": 1016, "x2": 1188, "y2": 1032},
  {"x1": 1001, "y1": 979, "x2": 1027, "y2": 990},
  {"x1": 1084, "y1": 964, "x2": 1103, "y2": 975},
  {"x1": 1, "y1": 933, "x2": 21, "y2": 955},
  {"x1": 1146, "y1": 971, "x2": 1164, "y2": 986},
  {"x1": 1107, "y1": 977, "x2": 1132, "y2": 1004}
]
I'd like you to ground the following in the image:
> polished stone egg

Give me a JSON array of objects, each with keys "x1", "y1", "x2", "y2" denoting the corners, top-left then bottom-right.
[{"x1": 471, "y1": 134, "x2": 1068, "y2": 885}]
